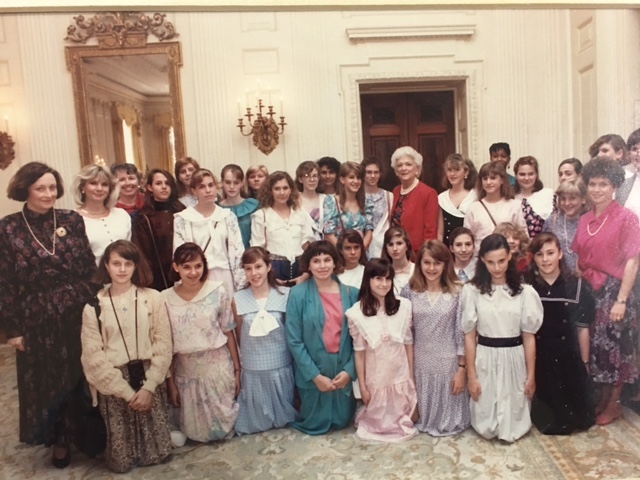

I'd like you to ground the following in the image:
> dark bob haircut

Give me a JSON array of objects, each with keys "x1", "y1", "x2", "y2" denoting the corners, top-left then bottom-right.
[
  {"x1": 299, "y1": 240, "x2": 343, "y2": 275},
  {"x1": 94, "y1": 240, "x2": 153, "y2": 287},
  {"x1": 170, "y1": 242, "x2": 209, "y2": 283},
  {"x1": 358, "y1": 258, "x2": 400, "y2": 317},
  {"x1": 7, "y1": 161, "x2": 65, "y2": 201},
  {"x1": 581, "y1": 156, "x2": 626, "y2": 189}
]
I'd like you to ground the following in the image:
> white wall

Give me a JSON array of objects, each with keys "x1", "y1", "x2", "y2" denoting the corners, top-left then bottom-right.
[{"x1": 0, "y1": 8, "x2": 639, "y2": 217}]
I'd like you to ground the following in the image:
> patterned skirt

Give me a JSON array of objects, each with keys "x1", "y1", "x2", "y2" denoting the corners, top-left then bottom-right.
[
  {"x1": 590, "y1": 276, "x2": 639, "y2": 385},
  {"x1": 98, "y1": 362, "x2": 172, "y2": 473},
  {"x1": 172, "y1": 347, "x2": 239, "y2": 442}
]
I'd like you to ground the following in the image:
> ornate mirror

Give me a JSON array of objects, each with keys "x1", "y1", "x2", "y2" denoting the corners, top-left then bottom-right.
[{"x1": 65, "y1": 12, "x2": 186, "y2": 171}]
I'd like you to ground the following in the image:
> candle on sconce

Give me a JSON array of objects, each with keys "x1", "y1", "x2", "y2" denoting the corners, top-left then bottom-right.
[
  {"x1": 279, "y1": 96, "x2": 283, "y2": 115},
  {"x1": 256, "y1": 78, "x2": 261, "y2": 101},
  {"x1": 237, "y1": 98, "x2": 241, "y2": 117},
  {"x1": 268, "y1": 86, "x2": 272, "y2": 106}
]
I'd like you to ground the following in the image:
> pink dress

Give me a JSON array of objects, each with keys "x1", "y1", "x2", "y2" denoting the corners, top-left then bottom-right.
[{"x1": 346, "y1": 297, "x2": 418, "y2": 443}]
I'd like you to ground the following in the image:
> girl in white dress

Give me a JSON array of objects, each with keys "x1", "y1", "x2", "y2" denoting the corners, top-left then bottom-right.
[
  {"x1": 174, "y1": 169, "x2": 246, "y2": 295},
  {"x1": 175, "y1": 157, "x2": 200, "y2": 208},
  {"x1": 464, "y1": 162, "x2": 527, "y2": 252},
  {"x1": 382, "y1": 227, "x2": 415, "y2": 294},
  {"x1": 337, "y1": 229, "x2": 367, "y2": 289},
  {"x1": 462, "y1": 233, "x2": 543, "y2": 442}
]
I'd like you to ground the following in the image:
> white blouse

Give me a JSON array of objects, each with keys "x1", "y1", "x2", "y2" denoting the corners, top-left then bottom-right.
[
  {"x1": 173, "y1": 206, "x2": 246, "y2": 290},
  {"x1": 81, "y1": 207, "x2": 132, "y2": 265},
  {"x1": 250, "y1": 207, "x2": 315, "y2": 262},
  {"x1": 464, "y1": 198, "x2": 527, "y2": 252}
]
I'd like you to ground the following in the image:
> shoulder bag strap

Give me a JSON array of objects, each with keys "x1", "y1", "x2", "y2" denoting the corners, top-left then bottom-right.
[{"x1": 479, "y1": 200, "x2": 498, "y2": 227}]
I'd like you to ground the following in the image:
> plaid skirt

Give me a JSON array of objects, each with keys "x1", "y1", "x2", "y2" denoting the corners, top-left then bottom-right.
[{"x1": 98, "y1": 362, "x2": 172, "y2": 473}]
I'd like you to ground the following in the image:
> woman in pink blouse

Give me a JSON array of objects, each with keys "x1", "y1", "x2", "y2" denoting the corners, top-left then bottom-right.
[
  {"x1": 390, "y1": 146, "x2": 439, "y2": 255},
  {"x1": 572, "y1": 156, "x2": 640, "y2": 426}
]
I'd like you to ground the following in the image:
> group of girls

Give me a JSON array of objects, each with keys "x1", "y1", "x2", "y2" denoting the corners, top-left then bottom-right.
[{"x1": 5, "y1": 133, "x2": 640, "y2": 473}]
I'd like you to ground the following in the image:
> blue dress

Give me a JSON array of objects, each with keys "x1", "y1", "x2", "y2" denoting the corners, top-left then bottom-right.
[
  {"x1": 219, "y1": 197, "x2": 259, "y2": 249},
  {"x1": 234, "y1": 286, "x2": 297, "y2": 434}
]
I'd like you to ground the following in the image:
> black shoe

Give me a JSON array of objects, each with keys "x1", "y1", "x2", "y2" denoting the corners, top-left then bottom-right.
[{"x1": 51, "y1": 438, "x2": 71, "y2": 469}]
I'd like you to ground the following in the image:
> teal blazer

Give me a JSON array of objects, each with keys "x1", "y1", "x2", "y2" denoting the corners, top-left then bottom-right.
[{"x1": 286, "y1": 276, "x2": 359, "y2": 392}]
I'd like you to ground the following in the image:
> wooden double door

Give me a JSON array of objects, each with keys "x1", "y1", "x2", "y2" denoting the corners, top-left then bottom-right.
[{"x1": 361, "y1": 91, "x2": 456, "y2": 193}]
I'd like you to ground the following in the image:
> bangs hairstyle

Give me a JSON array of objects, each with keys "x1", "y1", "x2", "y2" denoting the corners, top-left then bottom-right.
[
  {"x1": 336, "y1": 161, "x2": 366, "y2": 213},
  {"x1": 170, "y1": 242, "x2": 209, "y2": 283},
  {"x1": 7, "y1": 162, "x2": 65, "y2": 202},
  {"x1": 220, "y1": 164, "x2": 247, "y2": 199},
  {"x1": 240, "y1": 246, "x2": 282, "y2": 292},
  {"x1": 174, "y1": 157, "x2": 201, "y2": 196},
  {"x1": 556, "y1": 178, "x2": 587, "y2": 198},
  {"x1": 295, "y1": 160, "x2": 319, "y2": 192},
  {"x1": 382, "y1": 226, "x2": 414, "y2": 262},
  {"x1": 588, "y1": 134, "x2": 628, "y2": 163},
  {"x1": 337, "y1": 229, "x2": 367, "y2": 266},
  {"x1": 513, "y1": 156, "x2": 544, "y2": 194},
  {"x1": 110, "y1": 162, "x2": 141, "y2": 180},
  {"x1": 359, "y1": 258, "x2": 400, "y2": 317},
  {"x1": 409, "y1": 240, "x2": 460, "y2": 294},
  {"x1": 558, "y1": 158, "x2": 582, "y2": 176},
  {"x1": 144, "y1": 169, "x2": 185, "y2": 213},
  {"x1": 72, "y1": 164, "x2": 120, "y2": 208},
  {"x1": 245, "y1": 164, "x2": 269, "y2": 197},
  {"x1": 449, "y1": 226, "x2": 475, "y2": 246},
  {"x1": 476, "y1": 162, "x2": 514, "y2": 200},
  {"x1": 441, "y1": 154, "x2": 477, "y2": 191},
  {"x1": 471, "y1": 233, "x2": 523, "y2": 297},
  {"x1": 581, "y1": 156, "x2": 626, "y2": 189},
  {"x1": 299, "y1": 240, "x2": 343, "y2": 275},
  {"x1": 525, "y1": 232, "x2": 567, "y2": 287},
  {"x1": 95, "y1": 240, "x2": 153, "y2": 287},
  {"x1": 493, "y1": 222, "x2": 530, "y2": 258},
  {"x1": 190, "y1": 168, "x2": 218, "y2": 189},
  {"x1": 259, "y1": 171, "x2": 299, "y2": 209}
]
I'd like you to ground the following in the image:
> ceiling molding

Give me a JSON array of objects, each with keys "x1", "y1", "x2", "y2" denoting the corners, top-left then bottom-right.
[{"x1": 346, "y1": 24, "x2": 475, "y2": 41}]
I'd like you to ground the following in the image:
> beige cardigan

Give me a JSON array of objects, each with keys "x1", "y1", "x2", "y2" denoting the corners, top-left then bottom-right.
[{"x1": 81, "y1": 286, "x2": 172, "y2": 405}]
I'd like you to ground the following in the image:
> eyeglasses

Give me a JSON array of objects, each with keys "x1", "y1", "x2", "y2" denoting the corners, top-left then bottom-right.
[{"x1": 304, "y1": 174, "x2": 319, "y2": 180}]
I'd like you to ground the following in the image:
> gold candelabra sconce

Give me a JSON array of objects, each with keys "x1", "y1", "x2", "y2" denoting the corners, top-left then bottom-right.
[
  {"x1": 0, "y1": 116, "x2": 15, "y2": 170},
  {"x1": 237, "y1": 99, "x2": 286, "y2": 156}
]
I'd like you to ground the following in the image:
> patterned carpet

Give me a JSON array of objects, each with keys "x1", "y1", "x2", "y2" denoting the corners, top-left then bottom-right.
[{"x1": 1, "y1": 344, "x2": 640, "y2": 479}]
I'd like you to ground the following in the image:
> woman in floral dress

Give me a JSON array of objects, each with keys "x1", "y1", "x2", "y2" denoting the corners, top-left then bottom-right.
[{"x1": 0, "y1": 162, "x2": 96, "y2": 467}]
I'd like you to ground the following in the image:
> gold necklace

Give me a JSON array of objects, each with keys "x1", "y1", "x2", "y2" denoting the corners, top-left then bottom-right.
[
  {"x1": 79, "y1": 206, "x2": 108, "y2": 217},
  {"x1": 22, "y1": 209, "x2": 57, "y2": 256},
  {"x1": 586, "y1": 214, "x2": 609, "y2": 236}
]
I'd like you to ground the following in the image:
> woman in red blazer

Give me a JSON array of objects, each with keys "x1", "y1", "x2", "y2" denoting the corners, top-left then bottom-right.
[{"x1": 390, "y1": 146, "x2": 439, "y2": 255}]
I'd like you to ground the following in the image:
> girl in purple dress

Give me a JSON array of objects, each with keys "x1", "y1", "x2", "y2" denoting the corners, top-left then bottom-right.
[
  {"x1": 400, "y1": 240, "x2": 470, "y2": 436},
  {"x1": 346, "y1": 258, "x2": 417, "y2": 443}
]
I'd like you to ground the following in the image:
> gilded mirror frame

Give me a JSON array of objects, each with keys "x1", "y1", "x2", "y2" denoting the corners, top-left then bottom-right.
[{"x1": 65, "y1": 40, "x2": 186, "y2": 166}]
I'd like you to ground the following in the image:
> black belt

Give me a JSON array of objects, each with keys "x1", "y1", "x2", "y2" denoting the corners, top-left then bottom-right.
[{"x1": 478, "y1": 335, "x2": 523, "y2": 348}]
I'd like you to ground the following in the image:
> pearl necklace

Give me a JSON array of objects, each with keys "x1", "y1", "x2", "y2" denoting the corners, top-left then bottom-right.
[
  {"x1": 395, "y1": 262, "x2": 412, "y2": 274},
  {"x1": 587, "y1": 214, "x2": 609, "y2": 237},
  {"x1": 400, "y1": 179, "x2": 419, "y2": 196},
  {"x1": 22, "y1": 209, "x2": 57, "y2": 256}
]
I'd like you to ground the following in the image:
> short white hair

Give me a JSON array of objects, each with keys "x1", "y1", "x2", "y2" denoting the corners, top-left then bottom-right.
[{"x1": 391, "y1": 146, "x2": 423, "y2": 171}]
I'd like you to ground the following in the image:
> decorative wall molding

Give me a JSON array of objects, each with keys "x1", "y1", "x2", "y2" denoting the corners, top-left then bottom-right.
[
  {"x1": 340, "y1": 62, "x2": 482, "y2": 165},
  {"x1": 346, "y1": 25, "x2": 475, "y2": 42},
  {"x1": 240, "y1": 12, "x2": 277, "y2": 32},
  {"x1": 242, "y1": 49, "x2": 279, "y2": 75},
  {"x1": 65, "y1": 12, "x2": 178, "y2": 48}
]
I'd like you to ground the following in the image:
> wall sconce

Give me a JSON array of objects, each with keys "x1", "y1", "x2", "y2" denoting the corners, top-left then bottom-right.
[
  {"x1": 237, "y1": 99, "x2": 286, "y2": 156},
  {"x1": 0, "y1": 131, "x2": 16, "y2": 170}
]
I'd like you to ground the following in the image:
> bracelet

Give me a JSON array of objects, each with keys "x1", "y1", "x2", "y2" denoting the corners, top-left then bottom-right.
[{"x1": 458, "y1": 364, "x2": 466, "y2": 369}]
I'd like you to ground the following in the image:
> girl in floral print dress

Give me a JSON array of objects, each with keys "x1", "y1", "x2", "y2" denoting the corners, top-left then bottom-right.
[{"x1": 163, "y1": 242, "x2": 241, "y2": 441}]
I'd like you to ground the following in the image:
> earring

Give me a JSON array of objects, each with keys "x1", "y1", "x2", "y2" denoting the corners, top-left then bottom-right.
[{"x1": 81, "y1": 190, "x2": 85, "y2": 194}]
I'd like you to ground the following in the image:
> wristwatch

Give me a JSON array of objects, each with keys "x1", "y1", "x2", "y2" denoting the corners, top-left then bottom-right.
[{"x1": 616, "y1": 298, "x2": 627, "y2": 305}]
